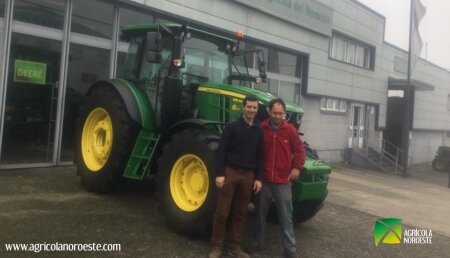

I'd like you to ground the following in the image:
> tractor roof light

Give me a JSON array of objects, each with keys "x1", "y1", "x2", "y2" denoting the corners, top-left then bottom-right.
[
  {"x1": 172, "y1": 58, "x2": 182, "y2": 67},
  {"x1": 235, "y1": 30, "x2": 244, "y2": 39}
]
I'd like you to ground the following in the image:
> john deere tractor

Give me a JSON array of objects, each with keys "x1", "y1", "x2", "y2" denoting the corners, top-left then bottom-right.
[{"x1": 75, "y1": 23, "x2": 331, "y2": 235}]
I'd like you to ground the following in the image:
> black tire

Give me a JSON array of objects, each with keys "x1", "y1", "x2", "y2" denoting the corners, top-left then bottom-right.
[
  {"x1": 292, "y1": 198, "x2": 325, "y2": 223},
  {"x1": 266, "y1": 197, "x2": 325, "y2": 224},
  {"x1": 157, "y1": 129, "x2": 220, "y2": 236},
  {"x1": 432, "y1": 159, "x2": 446, "y2": 171},
  {"x1": 75, "y1": 86, "x2": 139, "y2": 193}
]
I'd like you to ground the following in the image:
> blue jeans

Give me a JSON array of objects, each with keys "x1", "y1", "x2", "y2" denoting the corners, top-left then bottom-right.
[{"x1": 254, "y1": 182, "x2": 296, "y2": 253}]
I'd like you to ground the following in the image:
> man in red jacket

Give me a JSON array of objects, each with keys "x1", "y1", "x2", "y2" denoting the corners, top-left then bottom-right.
[{"x1": 252, "y1": 98, "x2": 305, "y2": 258}]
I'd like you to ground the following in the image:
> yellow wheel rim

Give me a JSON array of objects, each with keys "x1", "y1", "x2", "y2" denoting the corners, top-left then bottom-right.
[
  {"x1": 170, "y1": 154, "x2": 209, "y2": 212},
  {"x1": 81, "y1": 108, "x2": 113, "y2": 172}
]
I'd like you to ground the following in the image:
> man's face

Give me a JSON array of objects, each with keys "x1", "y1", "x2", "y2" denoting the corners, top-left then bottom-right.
[
  {"x1": 243, "y1": 100, "x2": 258, "y2": 121},
  {"x1": 269, "y1": 103, "x2": 285, "y2": 126}
]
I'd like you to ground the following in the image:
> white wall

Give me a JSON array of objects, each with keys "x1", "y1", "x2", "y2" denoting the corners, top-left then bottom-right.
[
  {"x1": 300, "y1": 96, "x2": 349, "y2": 162},
  {"x1": 409, "y1": 131, "x2": 444, "y2": 164}
]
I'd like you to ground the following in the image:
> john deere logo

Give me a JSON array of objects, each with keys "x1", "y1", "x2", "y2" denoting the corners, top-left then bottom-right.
[{"x1": 374, "y1": 218, "x2": 402, "y2": 246}]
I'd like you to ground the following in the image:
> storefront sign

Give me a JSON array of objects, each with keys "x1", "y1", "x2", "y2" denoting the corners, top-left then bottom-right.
[
  {"x1": 233, "y1": 0, "x2": 333, "y2": 36},
  {"x1": 14, "y1": 59, "x2": 47, "y2": 85}
]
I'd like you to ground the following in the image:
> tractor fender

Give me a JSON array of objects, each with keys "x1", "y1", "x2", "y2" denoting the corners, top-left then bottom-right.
[
  {"x1": 87, "y1": 79, "x2": 154, "y2": 130},
  {"x1": 164, "y1": 119, "x2": 224, "y2": 137},
  {"x1": 156, "y1": 119, "x2": 224, "y2": 152},
  {"x1": 148, "y1": 119, "x2": 224, "y2": 176}
]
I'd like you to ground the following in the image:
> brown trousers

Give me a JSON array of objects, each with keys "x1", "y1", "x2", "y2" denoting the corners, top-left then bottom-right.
[{"x1": 210, "y1": 166, "x2": 255, "y2": 249}]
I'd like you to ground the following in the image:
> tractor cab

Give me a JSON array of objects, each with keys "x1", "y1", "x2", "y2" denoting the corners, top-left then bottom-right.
[{"x1": 120, "y1": 23, "x2": 268, "y2": 128}]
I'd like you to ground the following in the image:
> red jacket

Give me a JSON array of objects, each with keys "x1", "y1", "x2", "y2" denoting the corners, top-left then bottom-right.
[{"x1": 261, "y1": 119, "x2": 306, "y2": 184}]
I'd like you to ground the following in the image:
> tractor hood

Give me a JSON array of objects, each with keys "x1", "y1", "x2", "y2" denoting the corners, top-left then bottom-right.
[{"x1": 200, "y1": 83, "x2": 303, "y2": 114}]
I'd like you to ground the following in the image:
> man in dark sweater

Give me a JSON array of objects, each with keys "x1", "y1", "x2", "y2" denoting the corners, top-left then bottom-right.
[{"x1": 209, "y1": 94, "x2": 264, "y2": 258}]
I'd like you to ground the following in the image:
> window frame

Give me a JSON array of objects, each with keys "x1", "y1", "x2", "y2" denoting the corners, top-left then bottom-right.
[
  {"x1": 329, "y1": 31, "x2": 375, "y2": 70},
  {"x1": 320, "y1": 97, "x2": 347, "y2": 113}
]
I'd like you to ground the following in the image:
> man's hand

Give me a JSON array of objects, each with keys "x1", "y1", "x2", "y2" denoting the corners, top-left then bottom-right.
[
  {"x1": 287, "y1": 168, "x2": 300, "y2": 181},
  {"x1": 215, "y1": 176, "x2": 225, "y2": 189},
  {"x1": 253, "y1": 180, "x2": 262, "y2": 193}
]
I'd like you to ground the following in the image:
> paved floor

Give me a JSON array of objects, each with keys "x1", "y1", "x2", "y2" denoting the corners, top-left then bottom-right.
[
  {"x1": 327, "y1": 163, "x2": 450, "y2": 237},
  {"x1": 0, "y1": 163, "x2": 449, "y2": 257}
]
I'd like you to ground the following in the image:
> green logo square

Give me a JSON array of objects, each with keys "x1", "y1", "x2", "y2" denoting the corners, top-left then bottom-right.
[{"x1": 374, "y1": 218, "x2": 402, "y2": 246}]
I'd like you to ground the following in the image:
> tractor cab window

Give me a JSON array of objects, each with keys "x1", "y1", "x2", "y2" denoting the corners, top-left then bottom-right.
[
  {"x1": 120, "y1": 36, "x2": 143, "y2": 80},
  {"x1": 139, "y1": 36, "x2": 173, "y2": 123},
  {"x1": 229, "y1": 52, "x2": 252, "y2": 87},
  {"x1": 181, "y1": 35, "x2": 229, "y2": 85}
]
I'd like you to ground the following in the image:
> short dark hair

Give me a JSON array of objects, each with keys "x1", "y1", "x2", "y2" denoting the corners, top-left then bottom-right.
[
  {"x1": 268, "y1": 98, "x2": 286, "y2": 111},
  {"x1": 243, "y1": 94, "x2": 259, "y2": 106}
]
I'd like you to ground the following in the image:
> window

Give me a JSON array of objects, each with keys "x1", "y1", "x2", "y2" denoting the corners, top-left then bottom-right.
[
  {"x1": 330, "y1": 32, "x2": 374, "y2": 70},
  {"x1": 1, "y1": 34, "x2": 62, "y2": 164},
  {"x1": 244, "y1": 42, "x2": 304, "y2": 105},
  {"x1": 320, "y1": 97, "x2": 347, "y2": 113},
  {"x1": 13, "y1": 0, "x2": 65, "y2": 30},
  {"x1": 447, "y1": 94, "x2": 450, "y2": 111},
  {"x1": 72, "y1": 0, "x2": 113, "y2": 39},
  {"x1": 0, "y1": 0, "x2": 4, "y2": 17}
]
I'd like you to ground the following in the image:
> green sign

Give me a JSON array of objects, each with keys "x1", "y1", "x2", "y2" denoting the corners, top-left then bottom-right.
[
  {"x1": 14, "y1": 59, "x2": 47, "y2": 85},
  {"x1": 374, "y1": 218, "x2": 403, "y2": 246}
]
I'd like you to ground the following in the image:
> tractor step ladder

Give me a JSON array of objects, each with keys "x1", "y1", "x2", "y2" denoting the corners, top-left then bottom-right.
[{"x1": 123, "y1": 130, "x2": 160, "y2": 180}]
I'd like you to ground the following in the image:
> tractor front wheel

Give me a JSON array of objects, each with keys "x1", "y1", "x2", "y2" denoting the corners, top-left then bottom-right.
[
  {"x1": 267, "y1": 194, "x2": 327, "y2": 224},
  {"x1": 157, "y1": 129, "x2": 220, "y2": 236},
  {"x1": 292, "y1": 198, "x2": 325, "y2": 223}
]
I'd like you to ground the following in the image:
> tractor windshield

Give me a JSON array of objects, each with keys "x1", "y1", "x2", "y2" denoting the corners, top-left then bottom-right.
[
  {"x1": 180, "y1": 35, "x2": 229, "y2": 85},
  {"x1": 179, "y1": 30, "x2": 257, "y2": 87}
]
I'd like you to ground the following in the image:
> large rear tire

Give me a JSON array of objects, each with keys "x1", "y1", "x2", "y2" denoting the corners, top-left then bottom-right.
[
  {"x1": 157, "y1": 129, "x2": 220, "y2": 236},
  {"x1": 75, "y1": 86, "x2": 139, "y2": 193}
]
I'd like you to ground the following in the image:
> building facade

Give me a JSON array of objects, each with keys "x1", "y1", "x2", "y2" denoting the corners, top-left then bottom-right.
[{"x1": 0, "y1": 0, "x2": 449, "y2": 169}]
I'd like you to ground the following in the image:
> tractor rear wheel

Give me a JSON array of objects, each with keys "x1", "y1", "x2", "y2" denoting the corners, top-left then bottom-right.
[
  {"x1": 75, "y1": 86, "x2": 139, "y2": 193},
  {"x1": 157, "y1": 129, "x2": 220, "y2": 236}
]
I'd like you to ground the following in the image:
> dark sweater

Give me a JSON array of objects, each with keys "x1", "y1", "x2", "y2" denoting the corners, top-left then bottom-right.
[{"x1": 216, "y1": 116, "x2": 264, "y2": 180}]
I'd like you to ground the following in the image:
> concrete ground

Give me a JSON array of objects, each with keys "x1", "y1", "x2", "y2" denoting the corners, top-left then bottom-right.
[
  {"x1": 327, "y1": 163, "x2": 450, "y2": 237},
  {"x1": 0, "y1": 163, "x2": 449, "y2": 257}
]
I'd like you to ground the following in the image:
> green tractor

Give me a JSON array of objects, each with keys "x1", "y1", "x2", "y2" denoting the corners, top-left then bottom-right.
[{"x1": 75, "y1": 23, "x2": 331, "y2": 235}]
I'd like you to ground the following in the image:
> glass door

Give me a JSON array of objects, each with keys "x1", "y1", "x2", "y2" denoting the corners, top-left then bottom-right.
[
  {"x1": 0, "y1": 33, "x2": 62, "y2": 164},
  {"x1": 0, "y1": 0, "x2": 65, "y2": 165},
  {"x1": 349, "y1": 104, "x2": 365, "y2": 149}
]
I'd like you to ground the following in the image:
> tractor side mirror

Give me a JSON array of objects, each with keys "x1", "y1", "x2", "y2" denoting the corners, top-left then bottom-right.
[
  {"x1": 146, "y1": 32, "x2": 162, "y2": 63},
  {"x1": 257, "y1": 51, "x2": 267, "y2": 83}
]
